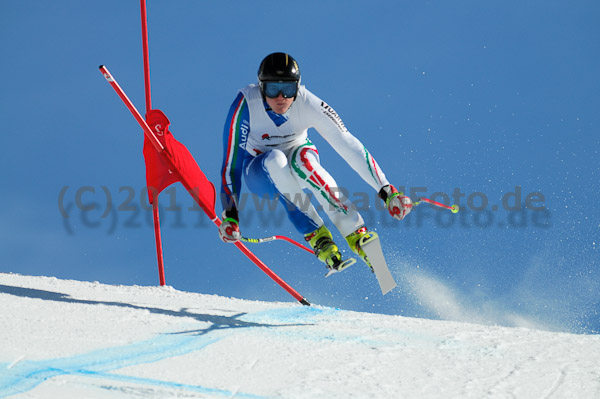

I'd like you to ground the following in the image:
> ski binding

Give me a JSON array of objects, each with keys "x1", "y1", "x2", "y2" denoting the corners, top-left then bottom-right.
[{"x1": 324, "y1": 258, "x2": 357, "y2": 278}]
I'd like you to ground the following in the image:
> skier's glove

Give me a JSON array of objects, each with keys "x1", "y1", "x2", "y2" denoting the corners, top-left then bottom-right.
[
  {"x1": 379, "y1": 184, "x2": 412, "y2": 221},
  {"x1": 218, "y1": 211, "x2": 241, "y2": 243}
]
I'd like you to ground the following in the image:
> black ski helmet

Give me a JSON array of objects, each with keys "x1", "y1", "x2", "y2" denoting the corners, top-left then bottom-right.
[{"x1": 258, "y1": 52, "x2": 300, "y2": 96}]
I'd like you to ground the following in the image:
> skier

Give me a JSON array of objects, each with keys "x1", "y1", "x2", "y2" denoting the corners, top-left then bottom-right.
[{"x1": 219, "y1": 52, "x2": 412, "y2": 273}]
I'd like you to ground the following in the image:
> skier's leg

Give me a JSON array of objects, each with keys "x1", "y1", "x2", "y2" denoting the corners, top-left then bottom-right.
[
  {"x1": 289, "y1": 142, "x2": 377, "y2": 269},
  {"x1": 245, "y1": 150, "x2": 347, "y2": 268},
  {"x1": 244, "y1": 149, "x2": 322, "y2": 235},
  {"x1": 290, "y1": 141, "x2": 365, "y2": 237}
]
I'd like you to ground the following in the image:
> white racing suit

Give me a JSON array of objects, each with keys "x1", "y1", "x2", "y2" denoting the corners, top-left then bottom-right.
[{"x1": 220, "y1": 84, "x2": 390, "y2": 237}]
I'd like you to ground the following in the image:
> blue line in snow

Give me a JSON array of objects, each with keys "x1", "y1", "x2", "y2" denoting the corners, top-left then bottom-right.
[
  {"x1": 239, "y1": 305, "x2": 339, "y2": 324},
  {"x1": 0, "y1": 331, "x2": 264, "y2": 398}
]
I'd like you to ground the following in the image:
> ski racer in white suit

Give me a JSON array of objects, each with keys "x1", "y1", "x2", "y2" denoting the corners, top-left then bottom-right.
[{"x1": 219, "y1": 52, "x2": 412, "y2": 272}]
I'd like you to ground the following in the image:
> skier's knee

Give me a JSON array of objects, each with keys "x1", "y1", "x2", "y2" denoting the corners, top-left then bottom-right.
[
  {"x1": 262, "y1": 149, "x2": 288, "y2": 173},
  {"x1": 292, "y1": 146, "x2": 319, "y2": 177}
]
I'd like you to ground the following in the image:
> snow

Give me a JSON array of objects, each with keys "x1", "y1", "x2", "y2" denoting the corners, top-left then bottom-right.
[{"x1": 1, "y1": 273, "x2": 599, "y2": 399}]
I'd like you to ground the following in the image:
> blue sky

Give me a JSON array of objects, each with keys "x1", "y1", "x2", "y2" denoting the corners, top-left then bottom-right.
[{"x1": 1, "y1": 1, "x2": 598, "y2": 333}]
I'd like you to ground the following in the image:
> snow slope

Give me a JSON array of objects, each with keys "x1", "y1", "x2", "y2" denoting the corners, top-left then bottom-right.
[{"x1": 1, "y1": 273, "x2": 599, "y2": 399}]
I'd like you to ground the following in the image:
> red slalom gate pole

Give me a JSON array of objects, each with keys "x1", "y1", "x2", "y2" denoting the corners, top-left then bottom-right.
[
  {"x1": 152, "y1": 200, "x2": 166, "y2": 286},
  {"x1": 139, "y1": 0, "x2": 166, "y2": 286},
  {"x1": 212, "y1": 218, "x2": 310, "y2": 305},
  {"x1": 100, "y1": 66, "x2": 164, "y2": 152},
  {"x1": 99, "y1": 65, "x2": 310, "y2": 305},
  {"x1": 140, "y1": 0, "x2": 152, "y2": 112}
]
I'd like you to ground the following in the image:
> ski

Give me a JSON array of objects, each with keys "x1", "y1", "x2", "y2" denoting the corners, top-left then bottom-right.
[
  {"x1": 324, "y1": 258, "x2": 357, "y2": 278},
  {"x1": 359, "y1": 233, "x2": 397, "y2": 295}
]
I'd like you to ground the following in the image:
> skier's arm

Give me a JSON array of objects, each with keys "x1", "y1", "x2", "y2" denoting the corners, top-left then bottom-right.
[
  {"x1": 305, "y1": 90, "x2": 412, "y2": 220},
  {"x1": 305, "y1": 90, "x2": 389, "y2": 192},
  {"x1": 220, "y1": 92, "x2": 250, "y2": 224}
]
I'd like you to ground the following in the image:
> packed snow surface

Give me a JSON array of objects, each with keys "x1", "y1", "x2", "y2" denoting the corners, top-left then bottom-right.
[{"x1": 1, "y1": 273, "x2": 599, "y2": 398}]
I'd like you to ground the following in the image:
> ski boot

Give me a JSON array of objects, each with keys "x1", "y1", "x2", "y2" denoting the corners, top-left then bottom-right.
[
  {"x1": 345, "y1": 226, "x2": 379, "y2": 272},
  {"x1": 305, "y1": 225, "x2": 356, "y2": 276}
]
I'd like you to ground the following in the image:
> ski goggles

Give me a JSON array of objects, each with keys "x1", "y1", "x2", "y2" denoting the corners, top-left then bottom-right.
[{"x1": 262, "y1": 81, "x2": 298, "y2": 98}]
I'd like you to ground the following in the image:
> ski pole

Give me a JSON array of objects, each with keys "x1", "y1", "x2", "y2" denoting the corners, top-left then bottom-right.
[
  {"x1": 413, "y1": 196, "x2": 460, "y2": 213},
  {"x1": 240, "y1": 196, "x2": 460, "y2": 254},
  {"x1": 241, "y1": 195, "x2": 459, "y2": 255},
  {"x1": 241, "y1": 235, "x2": 314, "y2": 254}
]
